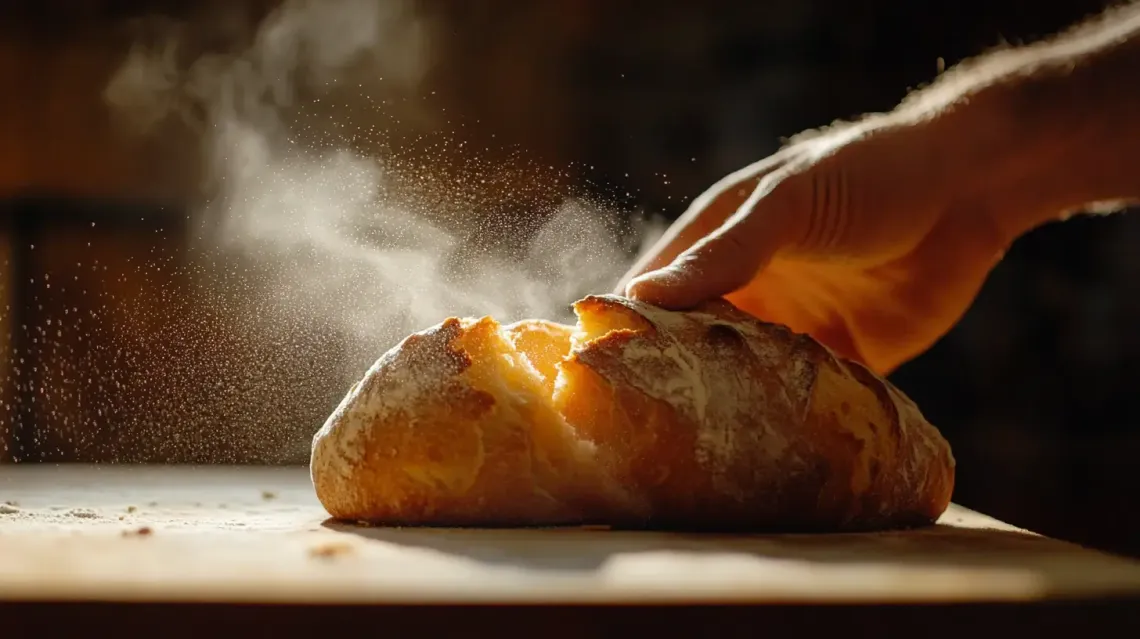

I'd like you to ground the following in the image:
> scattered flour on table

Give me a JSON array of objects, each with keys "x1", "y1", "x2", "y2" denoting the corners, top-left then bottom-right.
[{"x1": 66, "y1": 508, "x2": 100, "y2": 519}]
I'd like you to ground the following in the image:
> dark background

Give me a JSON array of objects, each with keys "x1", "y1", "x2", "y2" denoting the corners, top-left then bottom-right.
[{"x1": 1, "y1": 0, "x2": 1137, "y2": 557}]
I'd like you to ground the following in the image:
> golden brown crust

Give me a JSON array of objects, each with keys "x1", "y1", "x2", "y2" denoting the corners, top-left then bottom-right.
[
  {"x1": 557, "y1": 295, "x2": 953, "y2": 531},
  {"x1": 311, "y1": 295, "x2": 954, "y2": 531},
  {"x1": 309, "y1": 316, "x2": 619, "y2": 527}
]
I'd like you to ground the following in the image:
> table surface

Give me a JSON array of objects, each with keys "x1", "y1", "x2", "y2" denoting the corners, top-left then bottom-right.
[{"x1": 0, "y1": 464, "x2": 1138, "y2": 606}]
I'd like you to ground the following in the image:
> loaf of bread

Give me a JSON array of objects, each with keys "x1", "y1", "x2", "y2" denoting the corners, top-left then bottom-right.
[{"x1": 310, "y1": 295, "x2": 954, "y2": 531}]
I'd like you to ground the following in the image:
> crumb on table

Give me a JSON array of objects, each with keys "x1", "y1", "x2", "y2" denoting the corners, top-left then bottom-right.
[
  {"x1": 126, "y1": 505, "x2": 137, "y2": 514},
  {"x1": 261, "y1": 490, "x2": 278, "y2": 501},
  {"x1": 121, "y1": 526, "x2": 153, "y2": 538},
  {"x1": 309, "y1": 541, "x2": 354, "y2": 559}
]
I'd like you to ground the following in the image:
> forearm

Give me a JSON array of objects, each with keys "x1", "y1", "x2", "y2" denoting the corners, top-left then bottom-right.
[{"x1": 902, "y1": 3, "x2": 1140, "y2": 236}]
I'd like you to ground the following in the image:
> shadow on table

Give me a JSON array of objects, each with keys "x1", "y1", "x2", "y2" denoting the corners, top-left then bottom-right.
[{"x1": 322, "y1": 516, "x2": 1140, "y2": 593}]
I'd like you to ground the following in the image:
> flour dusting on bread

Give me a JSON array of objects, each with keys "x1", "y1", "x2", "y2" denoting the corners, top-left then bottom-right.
[
  {"x1": 311, "y1": 294, "x2": 954, "y2": 531},
  {"x1": 311, "y1": 319, "x2": 468, "y2": 475}
]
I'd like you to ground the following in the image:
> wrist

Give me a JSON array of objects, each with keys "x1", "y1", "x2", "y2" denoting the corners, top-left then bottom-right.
[
  {"x1": 891, "y1": 15, "x2": 1140, "y2": 241},
  {"x1": 896, "y1": 76, "x2": 1135, "y2": 244},
  {"x1": 929, "y1": 78, "x2": 1088, "y2": 241},
  {"x1": 862, "y1": 98, "x2": 1044, "y2": 246}
]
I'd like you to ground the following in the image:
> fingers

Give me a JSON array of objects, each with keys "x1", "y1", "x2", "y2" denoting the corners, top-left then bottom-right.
[
  {"x1": 613, "y1": 211, "x2": 725, "y2": 296},
  {"x1": 625, "y1": 231, "x2": 764, "y2": 310},
  {"x1": 613, "y1": 157, "x2": 787, "y2": 296},
  {"x1": 625, "y1": 179, "x2": 797, "y2": 309}
]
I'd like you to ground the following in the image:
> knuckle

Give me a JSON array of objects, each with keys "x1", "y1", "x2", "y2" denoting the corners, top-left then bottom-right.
[
  {"x1": 738, "y1": 166, "x2": 817, "y2": 251},
  {"x1": 712, "y1": 227, "x2": 752, "y2": 256},
  {"x1": 779, "y1": 160, "x2": 849, "y2": 253}
]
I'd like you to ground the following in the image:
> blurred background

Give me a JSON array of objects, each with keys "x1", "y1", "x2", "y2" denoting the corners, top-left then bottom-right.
[{"x1": 1, "y1": 0, "x2": 1138, "y2": 557}]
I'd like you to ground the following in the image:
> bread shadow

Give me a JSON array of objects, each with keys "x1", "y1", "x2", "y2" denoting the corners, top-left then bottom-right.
[{"x1": 321, "y1": 518, "x2": 1139, "y2": 582}]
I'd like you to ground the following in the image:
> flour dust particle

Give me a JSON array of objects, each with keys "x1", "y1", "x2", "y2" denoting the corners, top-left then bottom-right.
[{"x1": 0, "y1": 0, "x2": 667, "y2": 464}]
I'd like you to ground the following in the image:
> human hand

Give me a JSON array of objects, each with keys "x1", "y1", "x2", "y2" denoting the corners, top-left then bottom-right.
[{"x1": 616, "y1": 115, "x2": 1020, "y2": 375}]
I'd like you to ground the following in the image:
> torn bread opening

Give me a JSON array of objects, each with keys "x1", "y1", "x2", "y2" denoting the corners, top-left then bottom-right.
[
  {"x1": 455, "y1": 317, "x2": 604, "y2": 492},
  {"x1": 569, "y1": 301, "x2": 647, "y2": 352}
]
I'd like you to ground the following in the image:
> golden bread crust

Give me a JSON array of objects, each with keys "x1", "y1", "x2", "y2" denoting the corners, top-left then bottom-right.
[
  {"x1": 310, "y1": 316, "x2": 617, "y2": 526},
  {"x1": 311, "y1": 295, "x2": 954, "y2": 531},
  {"x1": 558, "y1": 295, "x2": 953, "y2": 531}
]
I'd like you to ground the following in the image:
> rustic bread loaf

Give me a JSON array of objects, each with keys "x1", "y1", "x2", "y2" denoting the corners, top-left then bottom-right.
[{"x1": 310, "y1": 295, "x2": 954, "y2": 531}]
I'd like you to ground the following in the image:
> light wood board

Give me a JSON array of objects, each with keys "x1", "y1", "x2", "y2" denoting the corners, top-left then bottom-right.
[{"x1": 0, "y1": 464, "x2": 1138, "y2": 605}]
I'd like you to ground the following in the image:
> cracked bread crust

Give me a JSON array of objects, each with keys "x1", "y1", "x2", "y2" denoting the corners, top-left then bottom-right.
[
  {"x1": 310, "y1": 295, "x2": 954, "y2": 531},
  {"x1": 309, "y1": 316, "x2": 619, "y2": 526},
  {"x1": 557, "y1": 295, "x2": 954, "y2": 531}
]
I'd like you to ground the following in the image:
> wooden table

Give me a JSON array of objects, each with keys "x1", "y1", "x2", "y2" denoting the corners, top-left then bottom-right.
[{"x1": 1, "y1": 465, "x2": 1137, "y2": 636}]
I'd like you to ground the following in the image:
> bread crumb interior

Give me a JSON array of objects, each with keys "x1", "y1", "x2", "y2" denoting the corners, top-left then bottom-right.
[
  {"x1": 451, "y1": 318, "x2": 598, "y2": 493},
  {"x1": 452, "y1": 308, "x2": 634, "y2": 459},
  {"x1": 462, "y1": 308, "x2": 633, "y2": 455},
  {"x1": 569, "y1": 306, "x2": 642, "y2": 353}
]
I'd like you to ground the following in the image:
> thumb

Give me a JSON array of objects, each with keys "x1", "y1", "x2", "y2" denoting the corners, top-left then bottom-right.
[{"x1": 625, "y1": 185, "x2": 795, "y2": 309}]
